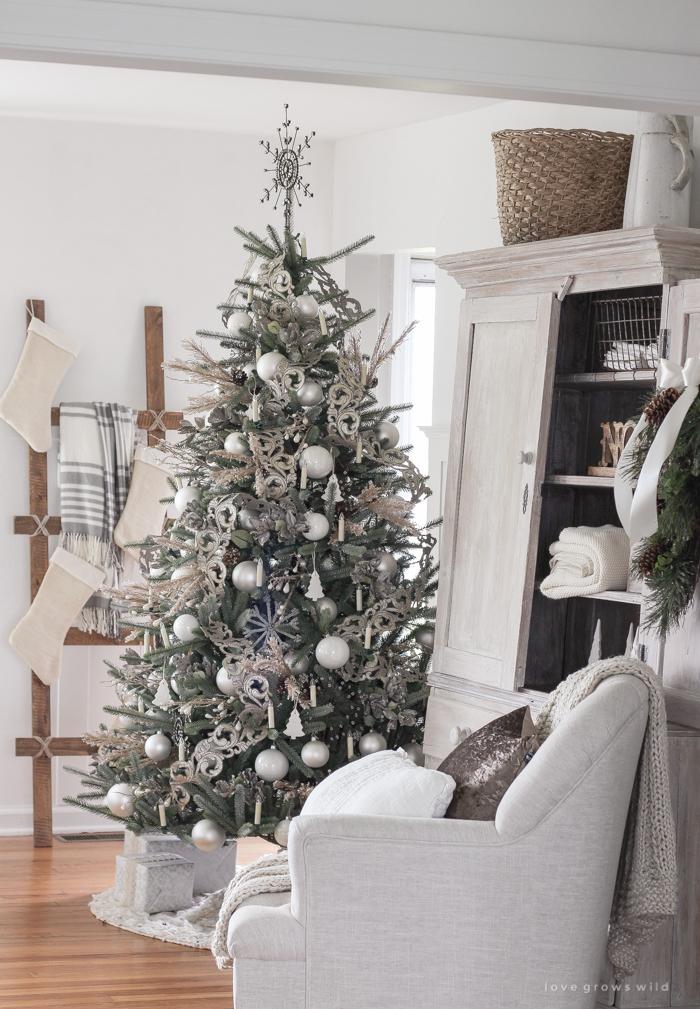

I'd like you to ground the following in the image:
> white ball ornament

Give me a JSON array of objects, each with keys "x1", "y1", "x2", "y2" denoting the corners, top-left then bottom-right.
[
  {"x1": 256, "y1": 351, "x2": 288, "y2": 382},
  {"x1": 144, "y1": 731, "x2": 172, "y2": 761},
  {"x1": 301, "y1": 737, "x2": 330, "y2": 768},
  {"x1": 401, "y1": 742, "x2": 425, "y2": 766},
  {"x1": 254, "y1": 747, "x2": 290, "y2": 782},
  {"x1": 377, "y1": 421, "x2": 400, "y2": 449},
  {"x1": 232, "y1": 560, "x2": 266, "y2": 593},
  {"x1": 106, "y1": 783, "x2": 135, "y2": 818},
  {"x1": 303, "y1": 513, "x2": 329, "y2": 541},
  {"x1": 224, "y1": 432, "x2": 249, "y2": 455},
  {"x1": 315, "y1": 596, "x2": 338, "y2": 621},
  {"x1": 191, "y1": 818, "x2": 227, "y2": 852},
  {"x1": 301, "y1": 445, "x2": 333, "y2": 479},
  {"x1": 171, "y1": 565, "x2": 196, "y2": 581},
  {"x1": 296, "y1": 294, "x2": 319, "y2": 320},
  {"x1": 243, "y1": 362, "x2": 257, "y2": 378},
  {"x1": 173, "y1": 613, "x2": 200, "y2": 643},
  {"x1": 174, "y1": 485, "x2": 201, "y2": 515},
  {"x1": 359, "y1": 731, "x2": 387, "y2": 756},
  {"x1": 315, "y1": 635, "x2": 350, "y2": 669},
  {"x1": 415, "y1": 625, "x2": 435, "y2": 652},
  {"x1": 297, "y1": 380, "x2": 323, "y2": 407},
  {"x1": 285, "y1": 650, "x2": 309, "y2": 674},
  {"x1": 119, "y1": 711, "x2": 138, "y2": 729},
  {"x1": 216, "y1": 666, "x2": 238, "y2": 696},
  {"x1": 273, "y1": 818, "x2": 291, "y2": 848},
  {"x1": 376, "y1": 552, "x2": 398, "y2": 579},
  {"x1": 226, "y1": 311, "x2": 253, "y2": 334}
]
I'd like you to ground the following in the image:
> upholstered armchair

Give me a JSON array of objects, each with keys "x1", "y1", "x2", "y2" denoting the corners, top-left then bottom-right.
[{"x1": 228, "y1": 674, "x2": 649, "y2": 1009}]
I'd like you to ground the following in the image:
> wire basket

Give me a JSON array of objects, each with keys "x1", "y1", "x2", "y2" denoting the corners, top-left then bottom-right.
[
  {"x1": 492, "y1": 128, "x2": 633, "y2": 245},
  {"x1": 593, "y1": 293, "x2": 662, "y2": 371}
]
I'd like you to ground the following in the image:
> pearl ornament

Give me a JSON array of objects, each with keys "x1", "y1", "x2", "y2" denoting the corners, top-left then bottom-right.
[
  {"x1": 216, "y1": 666, "x2": 238, "y2": 696},
  {"x1": 274, "y1": 818, "x2": 292, "y2": 847},
  {"x1": 377, "y1": 421, "x2": 400, "y2": 449},
  {"x1": 174, "y1": 486, "x2": 202, "y2": 515},
  {"x1": 285, "y1": 650, "x2": 309, "y2": 674},
  {"x1": 401, "y1": 742, "x2": 425, "y2": 766},
  {"x1": 297, "y1": 380, "x2": 323, "y2": 407},
  {"x1": 105, "y1": 783, "x2": 135, "y2": 818},
  {"x1": 359, "y1": 730, "x2": 387, "y2": 756},
  {"x1": 232, "y1": 560, "x2": 266, "y2": 593},
  {"x1": 254, "y1": 747, "x2": 289, "y2": 782},
  {"x1": 301, "y1": 445, "x2": 333, "y2": 479},
  {"x1": 296, "y1": 294, "x2": 319, "y2": 320},
  {"x1": 315, "y1": 596, "x2": 338, "y2": 621},
  {"x1": 315, "y1": 635, "x2": 350, "y2": 669},
  {"x1": 191, "y1": 818, "x2": 227, "y2": 852},
  {"x1": 173, "y1": 613, "x2": 200, "y2": 643},
  {"x1": 375, "y1": 552, "x2": 398, "y2": 579},
  {"x1": 224, "y1": 432, "x2": 249, "y2": 455},
  {"x1": 144, "y1": 731, "x2": 172, "y2": 761},
  {"x1": 301, "y1": 738, "x2": 330, "y2": 768},
  {"x1": 415, "y1": 625, "x2": 435, "y2": 652},
  {"x1": 256, "y1": 352, "x2": 288, "y2": 382},
  {"x1": 302, "y1": 513, "x2": 329, "y2": 541},
  {"x1": 226, "y1": 311, "x2": 252, "y2": 334}
]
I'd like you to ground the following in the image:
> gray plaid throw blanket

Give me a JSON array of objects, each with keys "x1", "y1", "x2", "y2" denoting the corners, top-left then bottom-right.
[{"x1": 59, "y1": 402, "x2": 137, "y2": 636}]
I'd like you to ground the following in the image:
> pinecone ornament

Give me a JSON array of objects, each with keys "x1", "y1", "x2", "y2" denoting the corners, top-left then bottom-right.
[
  {"x1": 231, "y1": 368, "x2": 247, "y2": 387},
  {"x1": 223, "y1": 545, "x2": 243, "y2": 568},
  {"x1": 643, "y1": 387, "x2": 681, "y2": 426},
  {"x1": 637, "y1": 542, "x2": 665, "y2": 578}
]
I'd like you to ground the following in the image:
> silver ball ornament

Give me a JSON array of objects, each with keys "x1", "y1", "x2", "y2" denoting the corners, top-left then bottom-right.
[
  {"x1": 118, "y1": 711, "x2": 138, "y2": 729},
  {"x1": 315, "y1": 596, "x2": 338, "y2": 621},
  {"x1": 170, "y1": 673, "x2": 201, "y2": 699},
  {"x1": 301, "y1": 738, "x2": 330, "y2": 768},
  {"x1": 296, "y1": 294, "x2": 319, "y2": 319},
  {"x1": 377, "y1": 421, "x2": 400, "y2": 449},
  {"x1": 285, "y1": 650, "x2": 309, "y2": 674},
  {"x1": 401, "y1": 742, "x2": 425, "y2": 766},
  {"x1": 144, "y1": 731, "x2": 172, "y2": 761},
  {"x1": 415, "y1": 625, "x2": 435, "y2": 652},
  {"x1": 173, "y1": 613, "x2": 200, "y2": 642},
  {"x1": 301, "y1": 445, "x2": 333, "y2": 479},
  {"x1": 359, "y1": 730, "x2": 387, "y2": 756},
  {"x1": 254, "y1": 747, "x2": 290, "y2": 782},
  {"x1": 256, "y1": 351, "x2": 288, "y2": 382},
  {"x1": 303, "y1": 513, "x2": 329, "y2": 541},
  {"x1": 238, "y1": 507, "x2": 260, "y2": 531},
  {"x1": 224, "y1": 432, "x2": 249, "y2": 455},
  {"x1": 273, "y1": 818, "x2": 292, "y2": 847},
  {"x1": 376, "y1": 552, "x2": 398, "y2": 579},
  {"x1": 216, "y1": 666, "x2": 238, "y2": 696},
  {"x1": 191, "y1": 818, "x2": 227, "y2": 852},
  {"x1": 232, "y1": 560, "x2": 266, "y2": 593},
  {"x1": 315, "y1": 635, "x2": 350, "y2": 669},
  {"x1": 243, "y1": 362, "x2": 257, "y2": 378},
  {"x1": 226, "y1": 311, "x2": 252, "y2": 334},
  {"x1": 297, "y1": 380, "x2": 323, "y2": 407},
  {"x1": 174, "y1": 485, "x2": 202, "y2": 515},
  {"x1": 105, "y1": 783, "x2": 135, "y2": 818}
]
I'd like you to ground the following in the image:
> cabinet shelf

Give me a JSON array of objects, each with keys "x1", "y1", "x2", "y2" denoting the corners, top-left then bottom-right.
[
  {"x1": 555, "y1": 369, "x2": 656, "y2": 388},
  {"x1": 544, "y1": 474, "x2": 615, "y2": 488},
  {"x1": 535, "y1": 583, "x2": 642, "y2": 606}
]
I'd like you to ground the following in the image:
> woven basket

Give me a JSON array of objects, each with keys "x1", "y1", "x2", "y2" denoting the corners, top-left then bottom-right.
[{"x1": 492, "y1": 128, "x2": 633, "y2": 246}]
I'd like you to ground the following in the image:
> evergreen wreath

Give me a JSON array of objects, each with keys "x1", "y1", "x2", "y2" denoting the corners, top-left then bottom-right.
[{"x1": 627, "y1": 388, "x2": 700, "y2": 637}]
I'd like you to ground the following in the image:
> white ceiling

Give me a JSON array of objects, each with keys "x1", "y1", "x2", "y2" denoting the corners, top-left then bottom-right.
[{"x1": 0, "y1": 59, "x2": 499, "y2": 139}]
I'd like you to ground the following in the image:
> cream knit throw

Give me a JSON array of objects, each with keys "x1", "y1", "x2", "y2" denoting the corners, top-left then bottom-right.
[
  {"x1": 203, "y1": 852, "x2": 291, "y2": 970},
  {"x1": 536, "y1": 658, "x2": 677, "y2": 979},
  {"x1": 540, "y1": 525, "x2": 630, "y2": 599}
]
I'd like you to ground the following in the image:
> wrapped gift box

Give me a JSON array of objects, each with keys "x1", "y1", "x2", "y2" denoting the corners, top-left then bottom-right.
[
  {"x1": 132, "y1": 853, "x2": 195, "y2": 914},
  {"x1": 124, "y1": 829, "x2": 237, "y2": 894},
  {"x1": 114, "y1": 852, "x2": 185, "y2": 907}
]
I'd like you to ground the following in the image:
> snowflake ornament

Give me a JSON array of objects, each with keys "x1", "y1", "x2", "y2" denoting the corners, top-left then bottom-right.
[
  {"x1": 243, "y1": 593, "x2": 300, "y2": 651},
  {"x1": 260, "y1": 104, "x2": 315, "y2": 230}
]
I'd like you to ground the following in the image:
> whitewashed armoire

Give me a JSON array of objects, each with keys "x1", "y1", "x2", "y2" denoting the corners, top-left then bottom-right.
[{"x1": 424, "y1": 226, "x2": 700, "y2": 1008}]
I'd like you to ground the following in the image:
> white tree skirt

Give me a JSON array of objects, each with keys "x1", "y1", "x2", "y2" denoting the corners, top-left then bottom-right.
[{"x1": 90, "y1": 887, "x2": 216, "y2": 949}]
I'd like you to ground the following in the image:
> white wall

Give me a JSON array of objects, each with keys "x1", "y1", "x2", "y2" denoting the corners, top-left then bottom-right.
[{"x1": 0, "y1": 115, "x2": 333, "y2": 834}]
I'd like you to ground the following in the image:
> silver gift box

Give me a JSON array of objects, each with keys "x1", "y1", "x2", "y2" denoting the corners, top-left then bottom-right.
[
  {"x1": 132, "y1": 853, "x2": 195, "y2": 914},
  {"x1": 124, "y1": 829, "x2": 237, "y2": 894},
  {"x1": 114, "y1": 852, "x2": 181, "y2": 907}
]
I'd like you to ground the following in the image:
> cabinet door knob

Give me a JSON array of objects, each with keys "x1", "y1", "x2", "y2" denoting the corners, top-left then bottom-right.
[
  {"x1": 517, "y1": 450, "x2": 534, "y2": 465},
  {"x1": 449, "y1": 725, "x2": 472, "y2": 746}
]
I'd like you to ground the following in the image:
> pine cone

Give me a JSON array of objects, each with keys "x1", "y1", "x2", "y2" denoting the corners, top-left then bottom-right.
[
  {"x1": 643, "y1": 387, "x2": 680, "y2": 426},
  {"x1": 637, "y1": 542, "x2": 665, "y2": 578},
  {"x1": 231, "y1": 368, "x2": 247, "y2": 387},
  {"x1": 223, "y1": 546, "x2": 243, "y2": 568}
]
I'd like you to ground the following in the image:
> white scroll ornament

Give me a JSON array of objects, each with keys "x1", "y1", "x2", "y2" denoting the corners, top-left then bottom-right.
[{"x1": 615, "y1": 358, "x2": 700, "y2": 544}]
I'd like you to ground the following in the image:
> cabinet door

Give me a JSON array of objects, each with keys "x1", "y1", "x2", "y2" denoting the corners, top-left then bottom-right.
[
  {"x1": 433, "y1": 293, "x2": 559, "y2": 691},
  {"x1": 658, "y1": 280, "x2": 700, "y2": 716}
]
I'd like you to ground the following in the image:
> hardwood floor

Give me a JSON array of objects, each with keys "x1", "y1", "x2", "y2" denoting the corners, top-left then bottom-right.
[{"x1": 0, "y1": 834, "x2": 276, "y2": 1009}]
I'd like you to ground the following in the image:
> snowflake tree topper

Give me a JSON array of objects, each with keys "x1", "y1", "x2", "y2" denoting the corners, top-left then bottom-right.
[{"x1": 260, "y1": 104, "x2": 315, "y2": 231}]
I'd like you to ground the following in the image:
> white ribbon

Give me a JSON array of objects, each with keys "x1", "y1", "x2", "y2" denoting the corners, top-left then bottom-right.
[{"x1": 615, "y1": 357, "x2": 700, "y2": 544}]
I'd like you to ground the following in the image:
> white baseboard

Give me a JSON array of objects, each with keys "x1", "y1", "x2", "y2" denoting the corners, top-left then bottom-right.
[{"x1": 0, "y1": 805, "x2": 124, "y2": 836}]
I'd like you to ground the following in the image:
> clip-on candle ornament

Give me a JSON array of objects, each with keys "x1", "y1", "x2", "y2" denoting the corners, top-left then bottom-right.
[
  {"x1": 356, "y1": 438, "x2": 362, "y2": 464},
  {"x1": 268, "y1": 702, "x2": 275, "y2": 729},
  {"x1": 347, "y1": 733, "x2": 354, "y2": 758},
  {"x1": 300, "y1": 233, "x2": 308, "y2": 259},
  {"x1": 310, "y1": 680, "x2": 317, "y2": 707},
  {"x1": 256, "y1": 345, "x2": 262, "y2": 362},
  {"x1": 300, "y1": 462, "x2": 308, "y2": 489},
  {"x1": 158, "y1": 802, "x2": 167, "y2": 827},
  {"x1": 319, "y1": 311, "x2": 327, "y2": 335},
  {"x1": 252, "y1": 395, "x2": 259, "y2": 422},
  {"x1": 254, "y1": 801, "x2": 262, "y2": 825},
  {"x1": 356, "y1": 587, "x2": 362, "y2": 611},
  {"x1": 338, "y1": 513, "x2": 345, "y2": 542},
  {"x1": 256, "y1": 558, "x2": 264, "y2": 588},
  {"x1": 364, "y1": 622, "x2": 372, "y2": 650}
]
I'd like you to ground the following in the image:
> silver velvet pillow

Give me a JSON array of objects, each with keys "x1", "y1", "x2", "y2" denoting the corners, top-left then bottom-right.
[{"x1": 437, "y1": 706, "x2": 539, "y2": 821}]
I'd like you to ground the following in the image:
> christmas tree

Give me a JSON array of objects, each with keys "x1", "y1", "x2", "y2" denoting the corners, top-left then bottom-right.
[{"x1": 66, "y1": 108, "x2": 438, "y2": 849}]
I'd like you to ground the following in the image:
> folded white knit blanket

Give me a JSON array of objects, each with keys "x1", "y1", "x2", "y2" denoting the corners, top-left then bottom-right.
[{"x1": 540, "y1": 524, "x2": 630, "y2": 599}]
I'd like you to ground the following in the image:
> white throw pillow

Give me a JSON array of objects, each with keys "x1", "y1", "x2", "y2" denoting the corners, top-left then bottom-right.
[{"x1": 301, "y1": 748, "x2": 456, "y2": 819}]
